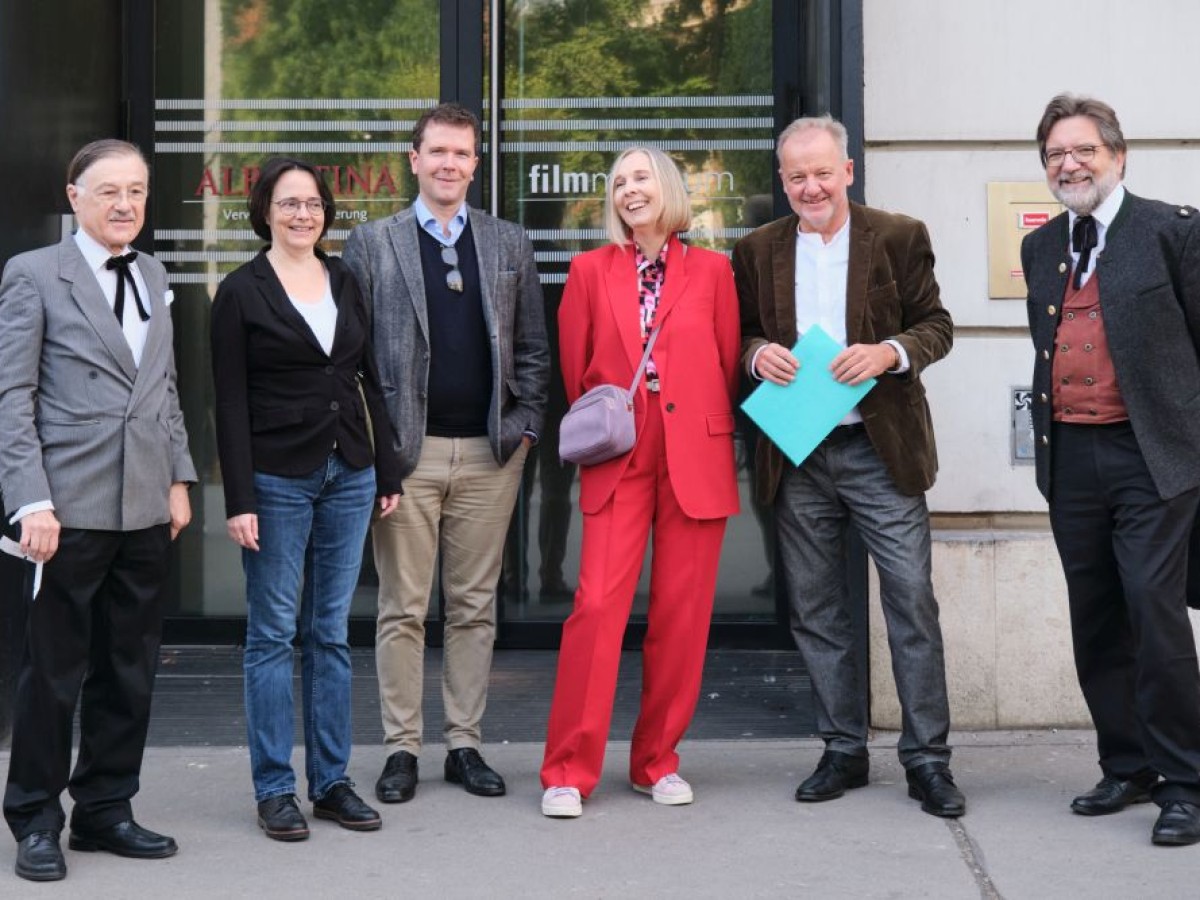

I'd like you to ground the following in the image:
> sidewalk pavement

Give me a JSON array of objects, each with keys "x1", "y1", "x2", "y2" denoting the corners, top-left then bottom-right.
[
  {"x1": 0, "y1": 731, "x2": 1193, "y2": 899},
  {"x1": 4, "y1": 734, "x2": 1195, "y2": 900}
]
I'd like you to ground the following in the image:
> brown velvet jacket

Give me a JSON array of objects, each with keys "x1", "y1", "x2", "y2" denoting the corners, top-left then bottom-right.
[{"x1": 733, "y1": 202, "x2": 953, "y2": 503}]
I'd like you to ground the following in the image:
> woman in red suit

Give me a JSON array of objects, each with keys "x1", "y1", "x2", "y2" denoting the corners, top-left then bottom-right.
[{"x1": 540, "y1": 147, "x2": 741, "y2": 818}]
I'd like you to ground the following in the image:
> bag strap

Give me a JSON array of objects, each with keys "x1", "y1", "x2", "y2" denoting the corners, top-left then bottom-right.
[{"x1": 626, "y1": 321, "x2": 663, "y2": 399}]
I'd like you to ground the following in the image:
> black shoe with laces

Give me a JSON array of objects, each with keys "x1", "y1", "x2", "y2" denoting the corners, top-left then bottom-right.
[
  {"x1": 313, "y1": 783, "x2": 382, "y2": 831},
  {"x1": 444, "y1": 748, "x2": 506, "y2": 796},
  {"x1": 257, "y1": 794, "x2": 310, "y2": 842}
]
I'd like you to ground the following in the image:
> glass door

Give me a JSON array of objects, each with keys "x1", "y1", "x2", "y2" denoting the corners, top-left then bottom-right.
[
  {"x1": 153, "y1": 0, "x2": 441, "y2": 634},
  {"x1": 494, "y1": 0, "x2": 783, "y2": 636},
  {"x1": 151, "y1": 0, "x2": 804, "y2": 646}
]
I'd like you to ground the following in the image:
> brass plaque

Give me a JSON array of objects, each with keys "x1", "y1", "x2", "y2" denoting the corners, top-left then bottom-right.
[{"x1": 987, "y1": 182, "x2": 1063, "y2": 299}]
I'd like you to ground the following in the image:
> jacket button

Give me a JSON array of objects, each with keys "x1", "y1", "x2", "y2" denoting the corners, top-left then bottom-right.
[
  {"x1": 1048, "y1": 305, "x2": 1057, "y2": 315},
  {"x1": 1041, "y1": 435, "x2": 1049, "y2": 446},
  {"x1": 1042, "y1": 350, "x2": 1050, "y2": 361},
  {"x1": 1040, "y1": 393, "x2": 1048, "y2": 403},
  {"x1": 1058, "y1": 262, "x2": 1068, "y2": 273},
  {"x1": 88, "y1": 371, "x2": 98, "y2": 379},
  {"x1": 1064, "y1": 406, "x2": 1074, "y2": 415},
  {"x1": 665, "y1": 402, "x2": 675, "y2": 412},
  {"x1": 1083, "y1": 343, "x2": 1094, "y2": 352},
  {"x1": 325, "y1": 365, "x2": 335, "y2": 375},
  {"x1": 1084, "y1": 377, "x2": 1094, "y2": 386},
  {"x1": 1059, "y1": 344, "x2": 1069, "y2": 353},
  {"x1": 330, "y1": 401, "x2": 340, "y2": 411},
  {"x1": 1065, "y1": 311, "x2": 1075, "y2": 320}
]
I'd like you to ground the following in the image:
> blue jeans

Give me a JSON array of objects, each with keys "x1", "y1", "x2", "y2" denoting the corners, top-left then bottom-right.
[
  {"x1": 243, "y1": 453, "x2": 376, "y2": 802},
  {"x1": 775, "y1": 426, "x2": 951, "y2": 769}
]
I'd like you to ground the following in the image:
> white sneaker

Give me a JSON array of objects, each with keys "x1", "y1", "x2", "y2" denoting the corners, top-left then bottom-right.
[
  {"x1": 541, "y1": 786, "x2": 583, "y2": 818},
  {"x1": 632, "y1": 773, "x2": 694, "y2": 806}
]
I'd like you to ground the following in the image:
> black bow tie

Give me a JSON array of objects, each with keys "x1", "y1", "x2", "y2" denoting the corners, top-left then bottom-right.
[
  {"x1": 105, "y1": 251, "x2": 150, "y2": 323},
  {"x1": 1071, "y1": 215, "x2": 1098, "y2": 290}
]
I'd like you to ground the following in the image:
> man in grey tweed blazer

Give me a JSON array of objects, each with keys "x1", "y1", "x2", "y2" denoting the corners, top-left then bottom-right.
[
  {"x1": 1023, "y1": 94, "x2": 1200, "y2": 847},
  {"x1": 343, "y1": 103, "x2": 548, "y2": 804},
  {"x1": 0, "y1": 140, "x2": 195, "y2": 881}
]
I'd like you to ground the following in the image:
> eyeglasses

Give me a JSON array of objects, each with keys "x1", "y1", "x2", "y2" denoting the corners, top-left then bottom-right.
[
  {"x1": 1044, "y1": 145, "x2": 1104, "y2": 169},
  {"x1": 89, "y1": 186, "x2": 149, "y2": 205},
  {"x1": 271, "y1": 198, "x2": 327, "y2": 216},
  {"x1": 441, "y1": 245, "x2": 463, "y2": 293}
]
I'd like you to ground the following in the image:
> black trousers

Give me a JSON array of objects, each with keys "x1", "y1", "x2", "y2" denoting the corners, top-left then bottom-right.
[
  {"x1": 3, "y1": 525, "x2": 171, "y2": 839},
  {"x1": 1049, "y1": 421, "x2": 1200, "y2": 805}
]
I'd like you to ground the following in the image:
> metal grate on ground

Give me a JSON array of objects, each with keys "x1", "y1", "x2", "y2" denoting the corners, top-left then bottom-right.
[{"x1": 149, "y1": 647, "x2": 815, "y2": 747}]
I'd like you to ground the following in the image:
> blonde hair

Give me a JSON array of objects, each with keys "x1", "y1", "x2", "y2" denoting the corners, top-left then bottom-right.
[{"x1": 604, "y1": 146, "x2": 693, "y2": 246}]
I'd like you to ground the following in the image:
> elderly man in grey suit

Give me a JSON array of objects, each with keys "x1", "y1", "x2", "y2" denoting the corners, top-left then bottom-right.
[
  {"x1": 0, "y1": 139, "x2": 195, "y2": 882},
  {"x1": 1023, "y1": 94, "x2": 1200, "y2": 847},
  {"x1": 343, "y1": 102, "x2": 548, "y2": 804}
]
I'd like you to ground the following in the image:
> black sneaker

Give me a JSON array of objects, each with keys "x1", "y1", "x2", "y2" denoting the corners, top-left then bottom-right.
[
  {"x1": 313, "y1": 783, "x2": 382, "y2": 831},
  {"x1": 257, "y1": 794, "x2": 310, "y2": 842}
]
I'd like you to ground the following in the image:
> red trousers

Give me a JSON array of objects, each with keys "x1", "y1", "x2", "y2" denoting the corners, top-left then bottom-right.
[{"x1": 540, "y1": 396, "x2": 727, "y2": 796}]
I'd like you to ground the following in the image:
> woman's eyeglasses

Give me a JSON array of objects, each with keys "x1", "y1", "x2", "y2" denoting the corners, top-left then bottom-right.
[{"x1": 271, "y1": 198, "x2": 327, "y2": 216}]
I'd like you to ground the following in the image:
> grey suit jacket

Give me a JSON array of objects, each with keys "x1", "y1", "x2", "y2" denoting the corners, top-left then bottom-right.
[
  {"x1": 0, "y1": 237, "x2": 196, "y2": 530},
  {"x1": 1023, "y1": 192, "x2": 1200, "y2": 500},
  {"x1": 342, "y1": 206, "x2": 549, "y2": 478}
]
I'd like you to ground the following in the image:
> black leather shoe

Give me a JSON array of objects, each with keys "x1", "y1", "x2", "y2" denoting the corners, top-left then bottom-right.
[
  {"x1": 68, "y1": 820, "x2": 178, "y2": 859},
  {"x1": 444, "y1": 748, "x2": 506, "y2": 797},
  {"x1": 313, "y1": 783, "x2": 382, "y2": 831},
  {"x1": 376, "y1": 750, "x2": 418, "y2": 803},
  {"x1": 257, "y1": 794, "x2": 310, "y2": 841},
  {"x1": 906, "y1": 762, "x2": 966, "y2": 818},
  {"x1": 1152, "y1": 801, "x2": 1200, "y2": 846},
  {"x1": 1071, "y1": 775, "x2": 1155, "y2": 816},
  {"x1": 795, "y1": 751, "x2": 869, "y2": 802},
  {"x1": 15, "y1": 832, "x2": 66, "y2": 882}
]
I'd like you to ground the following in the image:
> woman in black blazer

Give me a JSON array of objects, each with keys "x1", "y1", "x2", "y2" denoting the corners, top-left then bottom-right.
[{"x1": 211, "y1": 157, "x2": 402, "y2": 842}]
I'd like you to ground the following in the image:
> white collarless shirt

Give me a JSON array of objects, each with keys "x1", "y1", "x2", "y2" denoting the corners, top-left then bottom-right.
[{"x1": 794, "y1": 219, "x2": 864, "y2": 425}]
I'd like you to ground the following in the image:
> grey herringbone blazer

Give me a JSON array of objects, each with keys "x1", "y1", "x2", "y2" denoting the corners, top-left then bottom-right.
[
  {"x1": 342, "y1": 206, "x2": 549, "y2": 478},
  {"x1": 0, "y1": 237, "x2": 196, "y2": 530}
]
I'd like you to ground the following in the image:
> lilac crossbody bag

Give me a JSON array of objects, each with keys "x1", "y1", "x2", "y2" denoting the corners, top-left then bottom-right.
[{"x1": 558, "y1": 323, "x2": 662, "y2": 466}]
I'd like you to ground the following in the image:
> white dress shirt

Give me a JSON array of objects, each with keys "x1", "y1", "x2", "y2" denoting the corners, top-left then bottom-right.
[
  {"x1": 74, "y1": 228, "x2": 151, "y2": 367},
  {"x1": 1067, "y1": 183, "x2": 1125, "y2": 288}
]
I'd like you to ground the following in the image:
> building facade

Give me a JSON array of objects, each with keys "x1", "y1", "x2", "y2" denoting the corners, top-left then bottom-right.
[{"x1": 2, "y1": 0, "x2": 1198, "y2": 727}]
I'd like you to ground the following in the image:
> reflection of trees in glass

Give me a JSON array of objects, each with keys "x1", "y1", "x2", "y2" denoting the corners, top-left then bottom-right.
[
  {"x1": 504, "y1": 0, "x2": 772, "y2": 247},
  {"x1": 222, "y1": 0, "x2": 437, "y2": 102},
  {"x1": 211, "y1": 0, "x2": 440, "y2": 244}
]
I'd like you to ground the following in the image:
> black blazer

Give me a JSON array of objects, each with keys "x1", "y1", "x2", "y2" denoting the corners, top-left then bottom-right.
[
  {"x1": 1022, "y1": 192, "x2": 1200, "y2": 502},
  {"x1": 212, "y1": 250, "x2": 402, "y2": 518}
]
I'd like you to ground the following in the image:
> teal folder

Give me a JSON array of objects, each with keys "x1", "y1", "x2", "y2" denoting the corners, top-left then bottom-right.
[{"x1": 740, "y1": 325, "x2": 876, "y2": 467}]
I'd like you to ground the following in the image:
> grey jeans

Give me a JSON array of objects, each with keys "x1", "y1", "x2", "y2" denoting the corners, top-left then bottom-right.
[{"x1": 775, "y1": 426, "x2": 951, "y2": 768}]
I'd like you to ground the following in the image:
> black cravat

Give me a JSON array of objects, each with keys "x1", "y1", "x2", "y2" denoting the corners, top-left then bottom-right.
[
  {"x1": 1071, "y1": 215, "x2": 1098, "y2": 290},
  {"x1": 105, "y1": 252, "x2": 150, "y2": 323}
]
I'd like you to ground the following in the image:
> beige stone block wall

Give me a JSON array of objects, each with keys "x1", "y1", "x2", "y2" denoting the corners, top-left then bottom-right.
[{"x1": 868, "y1": 532, "x2": 1091, "y2": 730}]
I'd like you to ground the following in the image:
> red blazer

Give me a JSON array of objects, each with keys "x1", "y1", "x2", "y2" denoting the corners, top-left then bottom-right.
[{"x1": 558, "y1": 237, "x2": 741, "y2": 519}]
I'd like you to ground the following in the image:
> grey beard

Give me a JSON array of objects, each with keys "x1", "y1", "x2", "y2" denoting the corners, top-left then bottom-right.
[{"x1": 1051, "y1": 171, "x2": 1120, "y2": 216}]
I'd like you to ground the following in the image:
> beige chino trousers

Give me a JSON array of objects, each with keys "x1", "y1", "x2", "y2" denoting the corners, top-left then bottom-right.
[{"x1": 373, "y1": 435, "x2": 528, "y2": 754}]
